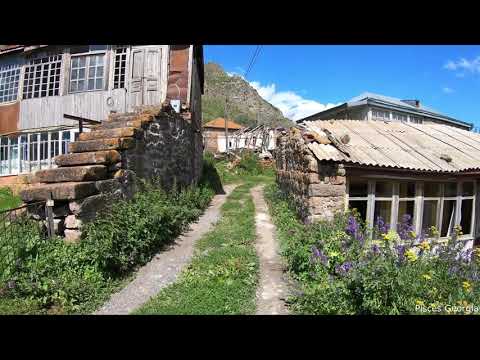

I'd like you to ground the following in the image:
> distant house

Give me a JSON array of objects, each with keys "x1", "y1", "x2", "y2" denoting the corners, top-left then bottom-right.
[
  {"x1": 298, "y1": 92, "x2": 473, "y2": 131},
  {"x1": 203, "y1": 118, "x2": 243, "y2": 153},
  {"x1": 0, "y1": 45, "x2": 204, "y2": 186}
]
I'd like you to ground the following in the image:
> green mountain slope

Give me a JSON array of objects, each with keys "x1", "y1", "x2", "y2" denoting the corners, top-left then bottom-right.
[{"x1": 202, "y1": 62, "x2": 292, "y2": 128}]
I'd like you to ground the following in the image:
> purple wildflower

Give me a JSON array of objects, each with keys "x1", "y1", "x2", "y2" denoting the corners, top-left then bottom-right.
[
  {"x1": 397, "y1": 214, "x2": 414, "y2": 241},
  {"x1": 396, "y1": 244, "x2": 406, "y2": 262},
  {"x1": 335, "y1": 261, "x2": 353, "y2": 276},
  {"x1": 345, "y1": 215, "x2": 365, "y2": 244},
  {"x1": 375, "y1": 216, "x2": 390, "y2": 235},
  {"x1": 311, "y1": 246, "x2": 328, "y2": 266},
  {"x1": 372, "y1": 244, "x2": 380, "y2": 255}
]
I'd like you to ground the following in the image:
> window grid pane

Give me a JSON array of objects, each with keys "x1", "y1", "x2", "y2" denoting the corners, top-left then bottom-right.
[
  {"x1": 23, "y1": 55, "x2": 62, "y2": 99},
  {"x1": 0, "y1": 64, "x2": 21, "y2": 103},
  {"x1": 113, "y1": 47, "x2": 127, "y2": 89},
  {"x1": 70, "y1": 53, "x2": 105, "y2": 92}
]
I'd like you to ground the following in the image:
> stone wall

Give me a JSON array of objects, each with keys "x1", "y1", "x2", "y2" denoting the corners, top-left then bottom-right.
[
  {"x1": 275, "y1": 128, "x2": 346, "y2": 223},
  {"x1": 19, "y1": 104, "x2": 202, "y2": 242}
]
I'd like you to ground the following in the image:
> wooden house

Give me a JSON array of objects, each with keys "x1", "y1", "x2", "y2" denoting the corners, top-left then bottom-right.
[{"x1": 0, "y1": 45, "x2": 204, "y2": 185}]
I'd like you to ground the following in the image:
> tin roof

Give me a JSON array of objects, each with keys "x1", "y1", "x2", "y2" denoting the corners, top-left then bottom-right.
[
  {"x1": 303, "y1": 119, "x2": 480, "y2": 173},
  {"x1": 299, "y1": 92, "x2": 473, "y2": 129},
  {"x1": 203, "y1": 118, "x2": 243, "y2": 130}
]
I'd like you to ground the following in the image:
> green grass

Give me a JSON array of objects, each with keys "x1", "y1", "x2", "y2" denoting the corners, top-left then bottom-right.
[
  {"x1": 0, "y1": 187, "x2": 21, "y2": 212},
  {"x1": 135, "y1": 182, "x2": 261, "y2": 315}
]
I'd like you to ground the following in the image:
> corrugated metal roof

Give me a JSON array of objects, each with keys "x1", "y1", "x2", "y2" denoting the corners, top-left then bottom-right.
[{"x1": 303, "y1": 120, "x2": 480, "y2": 173}]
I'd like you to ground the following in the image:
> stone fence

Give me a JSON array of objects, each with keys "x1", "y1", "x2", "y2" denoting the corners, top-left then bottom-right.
[{"x1": 20, "y1": 104, "x2": 202, "y2": 242}]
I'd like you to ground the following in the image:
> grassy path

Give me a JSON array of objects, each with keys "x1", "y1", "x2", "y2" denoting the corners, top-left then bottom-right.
[{"x1": 135, "y1": 182, "x2": 259, "y2": 315}]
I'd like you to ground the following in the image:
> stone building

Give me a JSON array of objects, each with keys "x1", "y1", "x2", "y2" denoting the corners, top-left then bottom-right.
[{"x1": 276, "y1": 119, "x2": 480, "y2": 249}]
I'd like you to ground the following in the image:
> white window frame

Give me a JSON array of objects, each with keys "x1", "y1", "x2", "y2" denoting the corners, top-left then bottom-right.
[
  {"x1": 0, "y1": 64, "x2": 21, "y2": 104},
  {"x1": 347, "y1": 178, "x2": 476, "y2": 242},
  {"x1": 0, "y1": 128, "x2": 80, "y2": 177},
  {"x1": 22, "y1": 54, "x2": 62, "y2": 99},
  {"x1": 69, "y1": 48, "x2": 108, "y2": 93}
]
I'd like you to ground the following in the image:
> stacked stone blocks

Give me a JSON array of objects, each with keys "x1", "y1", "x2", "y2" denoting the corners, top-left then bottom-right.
[{"x1": 275, "y1": 128, "x2": 346, "y2": 223}]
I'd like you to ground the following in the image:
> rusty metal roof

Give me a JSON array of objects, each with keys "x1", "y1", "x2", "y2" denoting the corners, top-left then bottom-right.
[
  {"x1": 203, "y1": 118, "x2": 243, "y2": 130},
  {"x1": 303, "y1": 120, "x2": 480, "y2": 173}
]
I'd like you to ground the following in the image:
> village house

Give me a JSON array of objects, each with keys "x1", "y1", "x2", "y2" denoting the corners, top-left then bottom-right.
[
  {"x1": 276, "y1": 119, "x2": 480, "y2": 250},
  {"x1": 203, "y1": 118, "x2": 243, "y2": 153},
  {"x1": 0, "y1": 45, "x2": 204, "y2": 187},
  {"x1": 298, "y1": 92, "x2": 473, "y2": 131}
]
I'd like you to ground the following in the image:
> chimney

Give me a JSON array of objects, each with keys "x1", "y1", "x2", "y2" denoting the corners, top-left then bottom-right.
[{"x1": 401, "y1": 99, "x2": 421, "y2": 108}]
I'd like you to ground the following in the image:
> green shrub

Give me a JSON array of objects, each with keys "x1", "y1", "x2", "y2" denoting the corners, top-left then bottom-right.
[
  {"x1": 82, "y1": 182, "x2": 214, "y2": 276},
  {"x1": 0, "y1": 178, "x2": 215, "y2": 314},
  {"x1": 265, "y1": 183, "x2": 480, "y2": 315},
  {"x1": 237, "y1": 151, "x2": 263, "y2": 175},
  {"x1": 0, "y1": 187, "x2": 21, "y2": 211}
]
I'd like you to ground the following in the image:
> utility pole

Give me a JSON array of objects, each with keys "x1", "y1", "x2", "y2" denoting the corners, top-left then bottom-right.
[{"x1": 224, "y1": 97, "x2": 229, "y2": 154}]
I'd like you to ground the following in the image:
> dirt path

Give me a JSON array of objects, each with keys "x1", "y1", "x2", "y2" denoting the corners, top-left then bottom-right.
[
  {"x1": 251, "y1": 185, "x2": 289, "y2": 315},
  {"x1": 94, "y1": 184, "x2": 237, "y2": 315}
]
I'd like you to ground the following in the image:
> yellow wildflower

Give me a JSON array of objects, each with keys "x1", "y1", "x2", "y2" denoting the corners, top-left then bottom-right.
[
  {"x1": 422, "y1": 274, "x2": 432, "y2": 281},
  {"x1": 463, "y1": 281, "x2": 472, "y2": 292},
  {"x1": 328, "y1": 251, "x2": 340, "y2": 258},
  {"x1": 408, "y1": 231, "x2": 417, "y2": 239},
  {"x1": 429, "y1": 226, "x2": 439, "y2": 237},
  {"x1": 454, "y1": 225, "x2": 463, "y2": 236},
  {"x1": 405, "y1": 248, "x2": 418, "y2": 262},
  {"x1": 415, "y1": 299, "x2": 425, "y2": 306},
  {"x1": 419, "y1": 241, "x2": 431, "y2": 252}
]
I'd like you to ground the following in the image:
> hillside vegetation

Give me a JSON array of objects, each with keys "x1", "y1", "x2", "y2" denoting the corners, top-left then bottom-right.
[{"x1": 202, "y1": 62, "x2": 292, "y2": 128}]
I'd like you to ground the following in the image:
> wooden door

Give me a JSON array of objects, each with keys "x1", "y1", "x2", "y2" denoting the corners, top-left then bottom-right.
[{"x1": 128, "y1": 46, "x2": 163, "y2": 110}]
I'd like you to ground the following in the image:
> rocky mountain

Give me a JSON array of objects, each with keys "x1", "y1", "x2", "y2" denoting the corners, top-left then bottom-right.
[{"x1": 202, "y1": 62, "x2": 292, "y2": 128}]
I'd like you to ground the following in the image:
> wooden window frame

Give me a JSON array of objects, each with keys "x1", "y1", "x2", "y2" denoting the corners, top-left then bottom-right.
[
  {"x1": 69, "y1": 51, "x2": 108, "y2": 94},
  {"x1": 347, "y1": 178, "x2": 476, "y2": 242},
  {"x1": 0, "y1": 64, "x2": 21, "y2": 103},
  {"x1": 22, "y1": 55, "x2": 62, "y2": 99}
]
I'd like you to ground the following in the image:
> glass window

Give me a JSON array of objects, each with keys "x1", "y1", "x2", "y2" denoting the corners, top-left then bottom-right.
[
  {"x1": 422, "y1": 200, "x2": 439, "y2": 234},
  {"x1": 441, "y1": 200, "x2": 456, "y2": 237},
  {"x1": 375, "y1": 181, "x2": 393, "y2": 197},
  {"x1": 374, "y1": 200, "x2": 392, "y2": 232},
  {"x1": 398, "y1": 200, "x2": 415, "y2": 224},
  {"x1": 113, "y1": 47, "x2": 127, "y2": 89},
  {"x1": 462, "y1": 182, "x2": 474, "y2": 196},
  {"x1": 23, "y1": 55, "x2": 62, "y2": 99},
  {"x1": 444, "y1": 182, "x2": 457, "y2": 197},
  {"x1": 70, "y1": 53, "x2": 105, "y2": 92},
  {"x1": 61, "y1": 131, "x2": 71, "y2": 154},
  {"x1": 399, "y1": 182, "x2": 415, "y2": 198},
  {"x1": 460, "y1": 199, "x2": 473, "y2": 235},
  {"x1": 424, "y1": 182, "x2": 441, "y2": 197},
  {"x1": 349, "y1": 179, "x2": 368, "y2": 197},
  {"x1": 0, "y1": 64, "x2": 21, "y2": 103},
  {"x1": 349, "y1": 200, "x2": 367, "y2": 223}
]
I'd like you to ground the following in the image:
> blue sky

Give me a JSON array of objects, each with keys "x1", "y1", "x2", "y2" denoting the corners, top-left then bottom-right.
[{"x1": 205, "y1": 45, "x2": 480, "y2": 125}]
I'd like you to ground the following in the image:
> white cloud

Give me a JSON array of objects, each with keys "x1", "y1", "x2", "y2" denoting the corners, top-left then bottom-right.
[
  {"x1": 249, "y1": 80, "x2": 340, "y2": 121},
  {"x1": 442, "y1": 87, "x2": 454, "y2": 94},
  {"x1": 444, "y1": 56, "x2": 480, "y2": 75}
]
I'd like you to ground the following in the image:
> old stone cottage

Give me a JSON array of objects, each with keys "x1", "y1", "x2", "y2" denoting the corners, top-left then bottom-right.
[{"x1": 276, "y1": 119, "x2": 480, "y2": 249}]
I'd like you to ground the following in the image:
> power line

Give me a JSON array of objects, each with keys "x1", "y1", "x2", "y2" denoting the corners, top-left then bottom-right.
[{"x1": 244, "y1": 45, "x2": 263, "y2": 79}]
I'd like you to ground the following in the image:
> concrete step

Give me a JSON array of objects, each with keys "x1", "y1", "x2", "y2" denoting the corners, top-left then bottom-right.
[
  {"x1": 69, "y1": 138, "x2": 135, "y2": 153},
  {"x1": 20, "y1": 181, "x2": 99, "y2": 202},
  {"x1": 79, "y1": 127, "x2": 138, "y2": 141},
  {"x1": 54, "y1": 150, "x2": 121, "y2": 167},
  {"x1": 33, "y1": 165, "x2": 107, "y2": 183}
]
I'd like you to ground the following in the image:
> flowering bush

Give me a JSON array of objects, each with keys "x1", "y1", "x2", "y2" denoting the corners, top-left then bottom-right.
[{"x1": 265, "y1": 183, "x2": 480, "y2": 315}]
